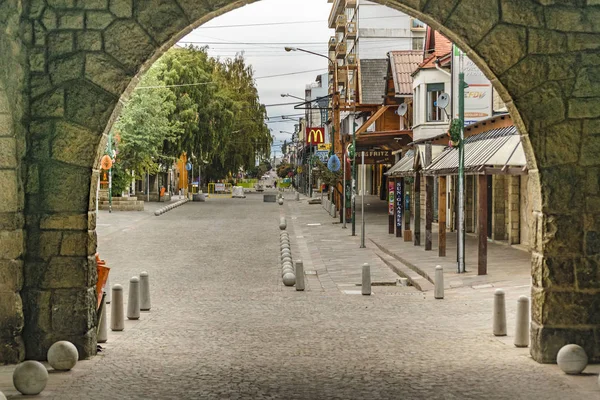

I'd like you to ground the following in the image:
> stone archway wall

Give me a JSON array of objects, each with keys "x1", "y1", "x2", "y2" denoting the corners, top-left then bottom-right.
[
  {"x1": 0, "y1": 0, "x2": 26, "y2": 364},
  {"x1": 5, "y1": 0, "x2": 599, "y2": 363}
]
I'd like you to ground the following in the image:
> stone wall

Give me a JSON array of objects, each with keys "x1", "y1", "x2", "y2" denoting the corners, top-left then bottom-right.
[
  {"x1": 0, "y1": 0, "x2": 597, "y2": 364},
  {"x1": 492, "y1": 175, "x2": 507, "y2": 241},
  {"x1": 0, "y1": 0, "x2": 26, "y2": 364}
]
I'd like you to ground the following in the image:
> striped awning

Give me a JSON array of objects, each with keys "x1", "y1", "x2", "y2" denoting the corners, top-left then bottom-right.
[{"x1": 423, "y1": 125, "x2": 527, "y2": 176}]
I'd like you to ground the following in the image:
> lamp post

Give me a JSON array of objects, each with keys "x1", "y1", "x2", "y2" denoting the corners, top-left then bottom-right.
[{"x1": 281, "y1": 93, "x2": 305, "y2": 101}]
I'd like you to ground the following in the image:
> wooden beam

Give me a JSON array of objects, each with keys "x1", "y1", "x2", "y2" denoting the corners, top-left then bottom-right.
[
  {"x1": 478, "y1": 174, "x2": 488, "y2": 275},
  {"x1": 355, "y1": 106, "x2": 391, "y2": 136},
  {"x1": 438, "y1": 176, "x2": 447, "y2": 257}
]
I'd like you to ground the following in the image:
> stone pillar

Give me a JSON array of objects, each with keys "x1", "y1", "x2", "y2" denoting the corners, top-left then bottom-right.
[{"x1": 507, "y1": 176, "x2": 520, "y2": 245}]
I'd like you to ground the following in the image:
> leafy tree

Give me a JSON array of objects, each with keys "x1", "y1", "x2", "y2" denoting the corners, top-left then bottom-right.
[
  {"x1": 277, "y1": 162, "x2": 295, "y2": 179},
  {"x1": 313, "y1": 159, "x2": 341, "y2": 187}
]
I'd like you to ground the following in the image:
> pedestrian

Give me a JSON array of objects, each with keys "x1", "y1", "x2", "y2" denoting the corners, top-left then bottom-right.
[{"x1": 274, "y1": 180, "x2": 277, "y2": 189}]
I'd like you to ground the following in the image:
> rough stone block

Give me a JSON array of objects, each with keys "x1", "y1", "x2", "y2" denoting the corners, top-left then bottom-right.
[
  {"x1": 477, "y1": 24, "x2": 526, "y2": 76},
  {"x1": 445, "y1": 0, "x2": 498, "y2": 46},
  {"x1": 0, "y1": 137, "x2": 17, "y2": 168},
  {"x1": 0, "y1": 260, "x2": 23, "y2": 292},
  {"x1": 85, "y1": 11, "x2": 114, "y2": 30},
  {"x1": 41, "y1": 257, "x2": 91, "y2": 289},
  {"x1": 110, "y1": 0, "x2": 133, "y2": 18},
  {"x1": 39, "y1": 163, "x2": 91, "y2": 213},
  {"x1": 50, "y1": 288, "x2": 96, "y2": 334},
  {"x1": 52, "y1": 121, "x2": 100, "y2": 167},
  {"x1": 49, "y1": 54, "x2": 85, "y2": 86},
  {"x1": 47, "y1": 31, "x2": 74, "y2": 59},
  {"x1": 64, "y1": 81, "x2": 117, "y2": 133},
  {"x1": 31, "y1": 88, "x2": 64, "y2": 118},
  {"x1": 60, "y1": 231, "x2": 88, "y2": 256},
  {"x1": 531, "y1": 322, "x2": 598, "y2": 363},
  {"x1": 0, "y1": 230, "x2": 23, "y2": 260},
  {"x1": 104, "y1": 20, "x2": 154, "y2": 70},
  {"x1": 0, "y1": 290, "x2": 24, "y2": 333},
  {"x1": 40, "y1": 214, "x2": 88, "y2": 231},
  {"x1": 76, "y1": 31, "x2": 102, "y2": 51},
  {"x1": 135, "y1": 0, "x2": 189, "y2": 43},
  {"x1": 58, "y1": 11, "x2": 84, "y2": 29},
  {"x1": 0, "y1": 170, "x2": 18, "y2": 212},
  {"x1": 85, "y1": 53, "x2": 131, "y2": 96}
]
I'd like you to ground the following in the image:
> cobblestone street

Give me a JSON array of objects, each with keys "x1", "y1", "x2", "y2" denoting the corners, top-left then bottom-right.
[{"x1": 1, "y1": 192, "x2": 598, "y2": 399}]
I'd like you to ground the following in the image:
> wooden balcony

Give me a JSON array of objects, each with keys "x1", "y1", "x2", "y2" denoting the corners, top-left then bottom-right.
[
  {"x1": 345, "y1": 0, "x2": 357, "y2": 8},
  {"x1": 346, "y1": 53, "x2": 357, "y2": 67},
  {"x1": 335, "y1": 41, "x2": 347, "y2": 59},
  {"x1": 336, "y1": 14, "x2": 347, "y2": 32},
  {"x1": 328, "y1": 36, "x2": 337, "y2": 51},
  {"x1": 346, "y1": 21, "x2": 357, "y2": 38}
]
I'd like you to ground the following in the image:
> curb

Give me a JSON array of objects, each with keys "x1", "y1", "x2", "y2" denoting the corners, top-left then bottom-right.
[
  {"x1": 369, "y1": 238, "x2": 434, "y2": 285},
  {"x1": 154, "y1": 198, "x2": 189, "y2": 216}
]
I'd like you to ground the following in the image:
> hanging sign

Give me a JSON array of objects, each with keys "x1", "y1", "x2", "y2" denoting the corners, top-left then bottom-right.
[
  {"x1": 306, "y1": 127, "x2": 325, "y2": 145},
  {"x1": 315, "y1": 150, "x2": 329, "y2": 163},
  {"x1": 388, "y1": 182, "x2": 394, "y2": 216},
  {"x1": 396, "y1": 180, "x2": 403, "y2": 231},
  {"x1": 185, "y1": 162, "x2": 192, "y2": 171}
]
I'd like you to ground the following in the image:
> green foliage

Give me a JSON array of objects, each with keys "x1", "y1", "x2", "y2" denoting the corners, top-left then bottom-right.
[
  {"x1": 110, "y1": 163, "x2": 132, "y2": 196},
  {"x1": 277, "y1": 162, "x2": 295, "y2": 178},
  {"x1": 449, "y1": 119, "x2": 462, "y2": 146},
  {"x1": 313, "y1": 160, "x2": 341, "y2": 187},
  {"x1": 111, "y1": 67, "x2": 181, "y2": 176}
]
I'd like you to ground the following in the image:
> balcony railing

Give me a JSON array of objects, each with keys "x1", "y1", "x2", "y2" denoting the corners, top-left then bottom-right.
[
  {"x1": 346, "y1": 21, "x2": 357, "y2": 39},
  {"x1": 345, "y1": 0, "x2": 357, "y2": 8},
  {"x1": 335, "y1": 41, "x2": 347, "y2": 58},
  {"x1": 328, "y1": 36, "x2": 337, "y2": 51},
  {"x1": 336, "y1": 14, "x2": 347, "y2": 32},
  {"x1": 346, "y1": 53, "x2": 357, "y2": 67},
  {"x1": 411, "y1": 18, "x2": 426, "y2": 31}
]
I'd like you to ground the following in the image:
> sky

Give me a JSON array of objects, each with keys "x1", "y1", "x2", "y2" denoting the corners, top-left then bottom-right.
[{"x1": 178, "y1": 0, "x2": 332, "y2": 158}]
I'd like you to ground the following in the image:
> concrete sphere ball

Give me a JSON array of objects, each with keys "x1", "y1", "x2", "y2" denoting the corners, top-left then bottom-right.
[
  {"x1": 13, "y1": 360, "x2": 48, "y2": 395},
  {"x1": 48, "y1": 340, "x2": 79, "y2": 371},
  {"x1": 0, "y1": 391, "x2": 6, "y2": 400},
  {"x1": 557, "y1": 344, "x2": 588, "y2": 375},
  {"x1": 279, "y1": 223, "x2": 286, "y2": 230},
  {"x1": 281, "y1": 244, "x2": 290, "y2": 250},
  {"x1": 282, "y1": 261, "x2": 293, "y2": 269},
  {"x1": 282, "y1": 256, "x2": 292, "y2": 264},
  {"x1": 282, "y1": 270, "x2": 294, "y2": 278},
  {"x1": 280, "y1": 234, "x2": 289, "y2": 239},
  {"x1": 281, "y1": 249, "x2": 291, "y2": 256},
  {"x1": 278, "y1": 198, "x2": 284, "y2": 205},
  {"x1": 283, "y1": 273, "x2": 296, "y2": 286}
]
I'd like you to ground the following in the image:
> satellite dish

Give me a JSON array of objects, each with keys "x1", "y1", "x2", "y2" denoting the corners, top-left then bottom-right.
[
  {"x1": 435, "y1": 93, "x2": 450, "y2": 109},
  {"x1": 396, "y1": 103, "x2": 408, "y2": 116}
]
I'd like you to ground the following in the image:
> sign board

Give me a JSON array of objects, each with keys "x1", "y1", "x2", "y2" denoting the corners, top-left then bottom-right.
[
  {"x1": 318, "y1": 143, "x2": 331, "y2": 151},
  {"x1": 396, "y1": 180, "x2": 403, "y2": 231},
  {"x1": 388, "y1": 182, "x2": 394, "y2": 216},
  {"x1": 306, "y1": 127, "x2": 325, "y2": 145},
  {"x1": 215, "y1": 183, "x2": 225, "y2": 192},
  {"x1": 452, "y1": 45, "x2": 493, "y2": 126},
  {"x1": 357, "y1": 150, "x2": 393, "y2": 165},
  {"x1": 315, "y1": 150, "x2": 329, "y2": 163}
]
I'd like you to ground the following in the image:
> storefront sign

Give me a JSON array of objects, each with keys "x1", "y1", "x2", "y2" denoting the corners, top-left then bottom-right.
[
  {"x1": 306, "y1": 127, "x2": 325, "y2": 145},
  {"x1": 315, "y1": 150, "x2": 329, "y2": 163},
  {"x1": 357, "y1": 150, "x2": 393, "y2": 165},
  {"x1": 396, "y1": 180, "x2": 403, "y2": 231},
  {"x1": 452, "y1": 45, "x2": 493, "y2": 126},
  {"x1": 388, "y1": 182, "x2": 394, "y2": 216},
  {"x1": 318, "y1": 143, "x2": 331, "y2": 151}
]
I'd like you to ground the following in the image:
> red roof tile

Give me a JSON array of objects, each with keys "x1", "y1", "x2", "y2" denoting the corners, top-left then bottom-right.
[{"x1": 388, "y1": 50, "x2": 423, "y2": 96}]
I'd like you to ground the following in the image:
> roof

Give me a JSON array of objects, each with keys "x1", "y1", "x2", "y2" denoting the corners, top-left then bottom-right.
[
  {"x1": 360, "y1": 59, "x2": 388, "y2": 105},
  {"x1": 385, "y1": 150, "x2": 415, "y2": 177},
  {"x1": 418, "y1": 28, "x2": 452, "y2": 70},
  {"x1": 389, "y1": 51, "x2": 423, "y2": 96},
  {"x1": 423, "y1": 125, "x2": 527, "y2": 175}
]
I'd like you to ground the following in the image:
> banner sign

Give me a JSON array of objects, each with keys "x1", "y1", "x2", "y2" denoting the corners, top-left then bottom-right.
[
  {"x1": 315, "y1": 150, "x2": 329, "y2": 163},
  {"x1": 306, "y1": 127, "x2": 325, "y2": 145},
  {"x1": 215, "y1": 183, "x2": 225, "y2": 192},
  {"x1": 388, "y1": 182, "x2": 394, "y2": 216},
  {"x1": 396, "y1": 180, "x2": 403, "y2": 231},
  {"x1": 452, "y1": 45, "x2": 493, "y2": 126},
  {"x1": 318, "y1": 143, "x2": 331, "y2": 151}
]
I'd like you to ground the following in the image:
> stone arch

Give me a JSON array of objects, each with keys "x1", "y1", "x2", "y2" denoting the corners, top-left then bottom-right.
[{"x1": 11, "y1": 0, "x2": 600, "y2": 363}]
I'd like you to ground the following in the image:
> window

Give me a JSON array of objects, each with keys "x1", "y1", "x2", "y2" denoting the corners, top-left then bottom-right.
[
  {"x1": 412, "y1": 37, "x2": 424, "y2": 51},
  {"x1": 426, "y1": 83, "x2": 444, "y2": 122},
  {"x1": 411, "y1": 18, "x2": 426, "y2": 30}
]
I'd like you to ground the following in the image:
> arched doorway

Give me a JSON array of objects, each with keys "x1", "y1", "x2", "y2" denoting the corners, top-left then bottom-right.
[{"x1": 3, "y1": 0, "x2": 598, "y2": 364}]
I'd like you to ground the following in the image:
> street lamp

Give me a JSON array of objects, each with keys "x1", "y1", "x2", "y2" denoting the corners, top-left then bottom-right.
[
  {"x1": 285, "y1": 46, "x2": 340, "y2": 199},
  {"x1": 281, "y1": 93, "x2": 305, "y2": 101}
]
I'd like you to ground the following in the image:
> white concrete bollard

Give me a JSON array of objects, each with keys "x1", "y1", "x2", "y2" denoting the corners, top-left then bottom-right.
[
  {"x1": 362, "y1": 263, "x2": 371, "y2": 296},
  {"x1": 278, "y1": 198, "x2": 283, "y2": 205},
  {"x1": 127, "y1": 276, "x2": 140, "y2": 320},
  {"x1": 98, "y1": 293, "x2": 108, "y2": 343},
  {"x1": 110, "y1": 284, "x2": 124, "y2": 331},
  {"x1": 140, "y1": 271, "x2": 151, "y2": 311},
  {"x1": 279, "y1": 217, "x2": 287, "y2": 230},
  {"x1": 434, "y1": 265, "x2": 444, "y2": 299},
  {"x1": 514, "y1": 296, "x2": 529, "y2": 347},
  {"x1": 295, "y1": 192, "x2": 300, "y2": 201},
  {"x1": 295, "y1": 260, "x2": 305, "y2": 292},
  {"x1": 493, "y1": 289, "x2": 507, "y2": 336},
  {"x1": 557, "y1": 344, "x2": 588, "y2": 374},
  {"x1": 330, "y1": 203, "x2": 335, "y2": 217}
]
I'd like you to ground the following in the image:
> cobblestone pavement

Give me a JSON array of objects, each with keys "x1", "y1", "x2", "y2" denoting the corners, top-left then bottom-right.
[{"x1": 0, "y1": 191, "x2": 598, "y2": 399}]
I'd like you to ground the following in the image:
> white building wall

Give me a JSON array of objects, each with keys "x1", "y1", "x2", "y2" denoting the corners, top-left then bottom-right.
[{"x1": 412, "y1": 68, "x2": 451, "y2": 141}]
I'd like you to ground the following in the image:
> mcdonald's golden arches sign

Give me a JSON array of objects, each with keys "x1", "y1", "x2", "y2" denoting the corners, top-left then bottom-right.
[{"x1": 306, "y1": 127, "x2": 325, "y2": 145}]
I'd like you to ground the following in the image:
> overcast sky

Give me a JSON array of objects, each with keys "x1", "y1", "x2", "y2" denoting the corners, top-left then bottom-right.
[{"x1": 179, "y1": 0, "x2": 332, "y2": 157}]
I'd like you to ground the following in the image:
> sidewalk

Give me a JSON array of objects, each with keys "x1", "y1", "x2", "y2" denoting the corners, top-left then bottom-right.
[{"x1": 340, "y1": 195, "x2": 531, "y2": 291}]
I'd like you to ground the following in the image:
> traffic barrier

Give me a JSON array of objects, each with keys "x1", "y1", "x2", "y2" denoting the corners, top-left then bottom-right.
[
  {"x1": 295, "y1": 260, "x2": 305, "y2": 291},
  {"x1": 493, "y1": 289, "x2": 507, "y2": 336},
  {"x1": 362, "y1": 263, "x2": 371, "y2": 296},
  {"x1": 140, "y1": 271, "x2": 151, "y2": 311},
  {"x1": 127, "y1": 277, "x2": 140, "y2": 320},
  {"x1": 154, "y1": 198, "x2": 189, "y2": 216},
  {"x1": 434, "y1": 266, "x2": 444, "y2": 299},
  {"x1": 514, "y1": 296, "x2": 529, "y2": 347},
  {"x1": 110, "y1": 284, "x2": 124, "y2": 331}
]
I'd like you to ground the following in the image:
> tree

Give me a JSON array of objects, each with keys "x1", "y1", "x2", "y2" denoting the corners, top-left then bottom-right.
[
  {"x1": 111, "y1": 67, "x2": 181, "y2": 179},
  {"x1": 277, "y1": 162, "x2": 295, "y2": 179}
]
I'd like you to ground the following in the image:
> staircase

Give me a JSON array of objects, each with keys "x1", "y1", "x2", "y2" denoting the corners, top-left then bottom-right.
[{"x1": 98, "y1": 190, "x2": 144, "y2": 211}]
